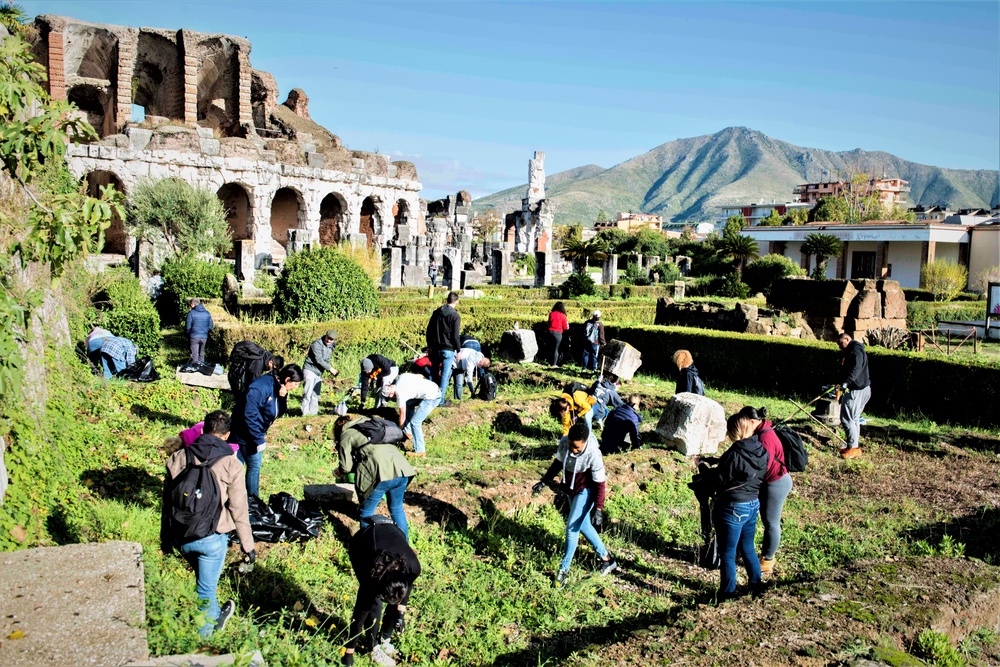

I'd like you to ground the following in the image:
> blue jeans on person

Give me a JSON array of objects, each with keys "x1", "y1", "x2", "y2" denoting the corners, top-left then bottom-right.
[
  {"x1": 237, "y1": 447, "x2": 263, "y2": 497},
  {"x1": 714, "y1": 499, "x2": 762, "y2": 596},
  {"x1": 403, "y1": 398, "x2": 436, "y2": 453},
  {"x1": 101, "y1": 352, "x2": 128, "y2": 379},
  {"x1": 560, "y1": 485, "x2": 609, "y2": 573},
  {"x1": 359, "y1": 476, "x2": 411, "y2": 541},
  {"x1": 432, "y1": 349, "x2": 456, "y2": 405},
  {"x1": 582, "y1": 342, "x2": 600, "y2": 372},
  {"x1": 178, "y1": 532, "x2": 230, "y2": 637},
  {"x1": 582, "y1": 407, "x2": 596, "y2": 432}
]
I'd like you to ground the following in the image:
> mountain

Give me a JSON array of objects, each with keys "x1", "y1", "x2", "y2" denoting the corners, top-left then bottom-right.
[{"x1": 473, "y1": 127, "x2": 1000, "y2": 225}]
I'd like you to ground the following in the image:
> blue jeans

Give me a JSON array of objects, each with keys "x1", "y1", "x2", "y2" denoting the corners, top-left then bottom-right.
[
  {"x1": 582, "y1": 342, "x2": 600, "y2": 371},
  {"x1": 101, "y1": 353, "x2": 128, "y2": 379},
  {"x1": 178, "y1": 532, "x2": 230, "y2": 637},
  {"x1": 582, "y1": 407, "x2": 595, "y2": 432},
  {"x1": 403, "y1": 398, "x2": 436, "y2": 453},
  {"x1": 714, "y1": 499, "x2": 762, "y2": 596},
  {"x1": 359, "y1": 476, "x2": 411, "y2": 541},
  {"x1": 432, "y1": 349, "x2": 456, "y2": 405},
  {"x1": 560, "y1": 486, "x2": 608, "y2": 573},
  {"x1": 237, "y1": 447, "x2": 263, "y2": 497}
]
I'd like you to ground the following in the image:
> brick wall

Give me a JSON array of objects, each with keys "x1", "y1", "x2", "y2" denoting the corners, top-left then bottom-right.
[{"x1": 47, "y1": 32, "x2": 67, "y2": 100}]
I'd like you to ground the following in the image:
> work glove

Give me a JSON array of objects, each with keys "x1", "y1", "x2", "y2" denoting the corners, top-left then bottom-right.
[
  {"x1": 531, "y1": 481, "x2": 547, "y2": 495},
  {"x1": 239, "y1": 548, "x2": 257, "y2": 574},
  {"x1": 342, "y1": 651, "x2": 354, "y2": 666},
  {"x1": 592, "y1": 508, "x2": 604, "y2": 529},
  {"x1": 393, "y1": 612, "x2": 405, "y2": 635}
]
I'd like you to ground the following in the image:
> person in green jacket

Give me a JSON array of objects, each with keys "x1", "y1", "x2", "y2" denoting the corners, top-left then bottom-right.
[{"x1": 334, "y1": 415, "x2": 417, "y2": 542}]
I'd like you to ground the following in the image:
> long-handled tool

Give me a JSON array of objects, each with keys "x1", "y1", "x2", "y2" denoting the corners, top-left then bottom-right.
[
  {"x1": 782, "y1": 386, "x2": 836, "y2": 423},
  {"x1": 786, "y1": 398, "x2": 849, "y2": 447}
]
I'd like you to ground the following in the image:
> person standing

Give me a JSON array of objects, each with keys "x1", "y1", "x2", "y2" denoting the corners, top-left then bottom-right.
[
  {"x1": 426, "y1": 292, "x2": 461, "y2": 407},
  {"x1": 185, "y1": 298, "x2": 214, "y2": 365},
  {"x1": 600, "y1": 394, "x2": 642, "y2": 456},
  {"x1": 836, "y1": 332, "x2": 871, "y2": 460},
  {"x1": 582, "y1": 310, "x2": 605, "y2": 373},
  {"x1": 99, "y1": 335, "x2": 138, "y2": 379},
  {"x1": 359, "y1": 354, "x2": 400, "y2": 409},
  {"x1": 750, "y1": 407, "x2": 792, "y2": 575},
  {"x1": 161, "y1": 410, "x2": 255, "y2": 637},
  {"x1": 342, "y1": 519, "x2": 421, "y2": 667},
  {"x1": 532, "y1": 422, "x2": 618, "y2": 587},
  {"x1": 302, "y1": 330, "x2": 340, "y2": 416},
  {"x1": 230, "y1": 364, "x2": 303, "y2": 496},
  {"x1": 381, "y1": 373, "x2": 441, "y2": 458},
  {"x1": 428, "y1": 259, "x2": 439, "y2": 288},
  {"x1": 672, "y1": 349, "x2": 704, "y2": 395},
  {"x1": 547, "y1": 302, "x2": 570, "y2": 367}
]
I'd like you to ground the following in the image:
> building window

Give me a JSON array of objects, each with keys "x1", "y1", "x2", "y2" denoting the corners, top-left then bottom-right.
[{"x1": 851, "y1": 251, "x2": 876, "y2": 279}]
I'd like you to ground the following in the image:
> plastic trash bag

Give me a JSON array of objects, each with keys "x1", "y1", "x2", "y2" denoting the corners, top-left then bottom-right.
[{"x1": 244, "y1": 492, "x2": 324, "y2": 543}]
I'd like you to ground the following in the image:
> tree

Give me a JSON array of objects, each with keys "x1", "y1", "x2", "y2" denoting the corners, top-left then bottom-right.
[
  {"x1": 883, "y1": 203, "x2": 916, "y2": 223},
  {"x1": 553, "y1": 223, "x2": 582, "y2": 250},
  {"x1": 560, "y1": 237, "x2": 608, "y2": 271},
  {"x1": 595, "y1": 228, "x2": 631, "y2": 254},
  {"x1": 0, "y1": 2, "x2": 28, "y2": 37},
  {"x1": 471, "y1": 208, "x2": 500, "y2": 243},
  {"x1": 839, "y1": 172, "x2": 883, "y2": 223},
  {"x1": 630, "y1": 228, "x2": 675, "y2": 258},
  {"x1": 782, "y1": 207, "x2": 809, "y2": 225},
  {"x1": 921, "y1": 260, "x2": 968, "y2": 302},
  {"x1": 596, "y1": 209, "x2": 607, "y2": 222},
  {"x1": 759, "y1": 209, "x2": 784, "y2": 227},
  {"x1": 743, "y1": 253, "x2": 806, "y2": 296},
  {"x1": 810, "y1": 196, "x2": 849, "y2": 222},
  {"x1": 717, "y1": 234, "x2": 759, "y2": 276},
  {"x1": 723, "y1": 214, "x2": 746, "y2": 239},
  {"x1": 126, "y1": 178, "x2": 232, "y2": 257},
  {"x1": 800, "y1": 233, "x2": 842, "y2": 280}
]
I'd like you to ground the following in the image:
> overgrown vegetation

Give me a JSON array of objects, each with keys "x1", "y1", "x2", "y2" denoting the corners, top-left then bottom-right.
[
  {"x1": 126, "y1": 178, "x2": 232, "y2": 258},
  {"x1": 560, "y1": 270, "x2": 597, "y2": 298},
  {"x1": 273, "y1": 247, "x2": 378, "y2": 323},
  {"x1": 743, "y1": 253, "x2": 805, "y2": 296},
  {"x1": 161, "y1": 254, "x2": 230, "y2": 321},
  {"x1": 94, "y1": 268, "x2": 162, "y2": 355},
  {"x1": 921, "y1": 259, "x2": 969, "y2": 302}
]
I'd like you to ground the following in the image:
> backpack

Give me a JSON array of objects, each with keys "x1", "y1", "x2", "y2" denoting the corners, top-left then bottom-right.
[
  {"x1": 168, "y1": 448, "x2": 224, "y2": 546},
  {"x1": 118, "y1": 357, "x2": 159, "y2": 383},
  {"x1": 478, "y1": 372, "x2": 497, "y2": 401},
  {"x1": 352, "y1": 417, "x2": 407, "y2": 445},
  {"x1": 766, "y1": 425, "x2": 808, "y2": 473},
  {"x1": 585, "y1": 321, "x2": 600, "y2": 344},
  {"x1": 228, "y1": 341, "x2": 272, "y2": 396},
  {"x1": 692, "y1": 374, "x2": 705, "y2": 396},
  {"x1": 589, "y1": 378, "x2": 622, "y2": 411},
  {"x1": 563, "y1": 381, "x2": 588, "y2": 397}
]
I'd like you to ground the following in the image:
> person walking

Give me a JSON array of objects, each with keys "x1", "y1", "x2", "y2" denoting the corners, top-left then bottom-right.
[
  {"x1": 673, "y1": 349, "x2": 704, "y2": 395},
  {"x1": 161, "y1": 410, "x2": 255, "y2": 637},
  {"x1": 426, "y1": 291, "x2": 461, "y2": 407},
  {"x1": 428, "y1": 259, "x2": 439, "y2": 288},
  {"x1": 532, "y1": 422, "x2": 618, "y2": 587},
  {"x1": 582, "y1": 310, "x2": 605, "y2": 373},
  {"x1": 750, "y1": 407, "x2": 792, "y2": 575},
  {"x1": 713, "y1": 407, "x2": 768, "y2": 600},
  {"x1": 547, "y1": 301, "x2": 570, "y2": 367},
  {"x1": 185, "y1": 298, "x2": 214, "y2": 365},
  {"x1": 302, "y1": 330, "x2": 339, "y2": 416},
  {"x1": 836, "y1": 332, "x2": 871, "y2": 460},
  {"x1": 359, "y1": 354, "x2": 399, "y2": 409},
  {"x1": 381, "y1": 373, "x2": 441, "y2": 458},
  {"x1": 342, "y1": 518, "x2": 421, "y2": 667},
  {"x1": 334, "y1": 415, "x2": 417, "y2": 540},
  {"x1": 600, "y1": 394, "x2": 642, "y2": 456},
  {"x1": 230, "y1": 364, "x2": 303, "y2": 496},
  {"x1": 99, "y1": 335, "x2": 138, "y2": 379}
]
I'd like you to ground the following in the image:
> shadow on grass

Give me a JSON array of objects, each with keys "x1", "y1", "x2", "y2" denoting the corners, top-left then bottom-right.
[
  {"x1": 474, "y1": 497, "x2": 563, "y2": 556},
  {"x1": 404, "y1": 490, "x2": 468, "y2": 532},
  {"x1": 904, "y1": 505, "x2": 1000, "y2": 562},
  {"x1": 131, "y1": 404, "x2": 191, "y2": 428},
  {"x1": 79, "y1": 465, "x2": 163, "y2": 508}
]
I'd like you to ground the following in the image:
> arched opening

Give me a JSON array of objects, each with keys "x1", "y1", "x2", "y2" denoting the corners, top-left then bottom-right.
[
  {"x1": 442, "y1": 255, "x2": 454, "y2": 289},
  {"x1": 197, "y1": 37, "x2": 240, "y2": 136},
  {"x1": 85, "y1": 171, "x2": 127, "y2": 255},
  {"x1": 359, "y1": 197, "x2": 378, "y2": 246},
  {"x1": 68, "y1": 83, "x2": 110, "y2": 138},
  {"x1": 392, "y1": 199, "x2": 410, "y2": 241},
  {"x1": 217, "y1": 183, "x2": 252, "y2": 257},
  {"x1": 319, "y1": 193, "x2": 346, "y2": 247},
  {"x1": 133, "y1": 33, "x2": 183, "y2": 120},
  {"x1": 269, "y1": 187, "x2": 302, "y2": 256},
  {"x1": 64, "y1": 25, "x2": 118, "y2": 137}
]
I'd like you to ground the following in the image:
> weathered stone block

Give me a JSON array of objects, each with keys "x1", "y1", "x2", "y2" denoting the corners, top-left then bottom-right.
[
  {"x1": 176, "y1": 369, "x2": 229, "y2": 390},
  {"x1": 304, "y1": 483, "x2": 357, "y2": 505},
  {"x1": 199, "y1": 138, "x2": 221, "y2": 156},
  {"x1": 654, "y1": 393, "x2": 726, "y2": 456},
  {"x1": 849, "y1": 290, "x2": 881, "y2": 319},
  {"x1": 883, "y1": 289, "x2": 907, "y2": 319},
  {"x1": 673, "y1": 280, "x2": 686, "y2": 299},
  {"x1": 126, "y1": 651, "x2": 266, "y2": 667},
  {"x1": 600, "y1": 340, "x2": 642, "y2": 380},
  {"x1": 127, "y1": 128, "x2": 153, "y2": 151},
  {"x1": 745, "y1": 319, "x2": 772, "y2": 336},
  {"x1": 461, "y1": 289, "x2": 484, "y2": 299},
  {"x1": 498, "y1": 329, "x2": 538, "y2": 363},
  {"x1": 306, "y1": 152, "x2": 325, "y2": 168},
  {"x1": 196, "y1": 127, "x2": 215, "y2": 139},
  {"x1": 460, "y1": 269, "x2": 486, "y2": 289},
  {"x1": 401, "y1": 265, "x2": 425, "y2": 286}
]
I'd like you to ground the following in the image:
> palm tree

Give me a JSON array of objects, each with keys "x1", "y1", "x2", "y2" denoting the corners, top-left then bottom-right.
[
  {"x1": 560, "y1": 237, "x2": 608, "y2": 271},
  {"x1": 801, "y1": 233, "x2": 843, "y2": 280},
  {"x1": 718, "y1": 234, "x2": 759, "y2": 276},
  {"x1": 0, "y1": 2, "x2": 28, "y2": 36}
]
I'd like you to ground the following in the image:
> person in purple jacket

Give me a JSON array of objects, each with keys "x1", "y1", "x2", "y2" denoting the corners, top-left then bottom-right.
[{"x1": 600, "y1": 394, "x2": 642, "y2": 456}]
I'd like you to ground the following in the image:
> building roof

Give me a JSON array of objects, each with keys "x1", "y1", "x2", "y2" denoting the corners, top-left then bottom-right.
[{"x1": 740, "y1": 220, "x2": 970, "y2": 243}]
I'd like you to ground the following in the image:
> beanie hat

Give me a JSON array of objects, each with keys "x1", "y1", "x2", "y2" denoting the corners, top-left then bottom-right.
[{"x1": 361, "y1": 358, "x2": 374, "y2": 373}]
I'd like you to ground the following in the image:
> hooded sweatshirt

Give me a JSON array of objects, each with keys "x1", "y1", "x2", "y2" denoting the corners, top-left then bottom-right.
[
  {"x1": 676, "y1": 364, "x2": 703, "y2": 395},
  {"x1": 714, "y1": 434, "x2": 768, "y2": 504},
  {"x1": 541, "y1": 432, "x2": 608, "y2": 510},
  {"x1": 559, "y1": 390, "x2": 596, "y2": 436}
]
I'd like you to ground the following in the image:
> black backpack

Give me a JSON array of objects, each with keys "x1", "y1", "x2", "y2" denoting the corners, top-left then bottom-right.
[
  {"x1": 478, "y1": 372, "x2": 497, "y2": 401},
  {"x1": 563, "y1": 381, "x2": 588, "y2": 397},
  {"x1": 228, "y1": 341, "x2": 271, "y2": 395},
  {"x1": 353, "y1": 417, "x2": 407, "y2": 445},
  {"x1": 168, "y1": 449, "x2": 225, "y2": 546},
  {"x1": 118, "y1": 357, "x2": 159, "y2": 383},
  {"x1": 768, "y1": 425, "x2": 808, "y2": 473}
]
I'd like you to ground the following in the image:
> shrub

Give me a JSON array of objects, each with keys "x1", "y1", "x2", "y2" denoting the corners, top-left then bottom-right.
[
  {"x1": 619, "y1": 262, "x2": 651, "y2": 286},
  {"x1": 716, "y1": 274, "x2": 751, "y2": 298},
  {"x1": 94, "y1": 269, "x2": 161, "y2": 356},
  {"x1": 915, "y1": 629, "x2": 966, "y2": 667},
  {"x1": 126, "y1": 178, "x2": 232, "y2": 257},
  {"x1": 651, "y1": 262, "x2": 681, "y2": 284},
  {"x1": 864, "y1": 326, "x2": 910, "y2": 350},
  {"x1": 161, "y1": 254, "x2": 230, "y2": 321},
  {"x1": 253, "y1": 273, "x2": 276, "y2": 298},
  {"x1": 333, "y1": 241, "x2": 385, "y2": 284},
  {"x1": 560, "y1": 271, "x2": 596, "y2": 298},
  {"x1": 274, "y1": 247, "x2": 378, "y2": 323},
  {"x1": 513, "y1": 253, "x2": 536, "y2": 276},
  {"x1": 921, "y1": 260, "x2": 968, "y2": 302},
  {"x1": 744, "y1": 254, "x2": 806, "y2": 296}
]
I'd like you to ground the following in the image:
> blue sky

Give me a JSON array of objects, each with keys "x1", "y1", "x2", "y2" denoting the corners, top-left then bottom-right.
[{"x1": 26, "y1": 1, "x2": 1000, "y2": 200}]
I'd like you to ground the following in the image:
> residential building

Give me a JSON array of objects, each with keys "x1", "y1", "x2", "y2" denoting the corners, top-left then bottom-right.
[
  {"x1": 594, "y1": 212, "x2": 663, "y2": 233},
  {"x1": 909, "y1": 205, "x2": 952, "y2": 221},
  {"x1": 793, "y1": 177, "x2": 910, "y2": 207},
  {"x1": 716, "y1": 201, "x2": 811, "y2": 228}
]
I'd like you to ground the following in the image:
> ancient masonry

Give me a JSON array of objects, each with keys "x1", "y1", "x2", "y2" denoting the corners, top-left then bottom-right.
[{"x1": 33, "y1": 14, "x2": 534, "y2": 285}]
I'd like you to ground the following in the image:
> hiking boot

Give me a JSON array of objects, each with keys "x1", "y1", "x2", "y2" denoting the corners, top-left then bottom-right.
[
  {"x1": 841, "y1": 447, "x2": 862, "y2": 460},
  {"x1": 440, "y1": 400, "x2": 455, "y2": 408},
  {"x1": 214, "y1": 600, "x2": 235, "y2": 633},
  {"x1": 406, "y1": 451, "x2": 426, "y2": 458},
  {"x1": 760, "y1": 556, "x2": 775, "y2": 574},
  {"x1": 555, "y1": 570, "x2": 569, "y2": 587},
  {"x1": 371, "y1": 643, "x2": 397, "y2": 667},
  {"x1": 598, "y1": 556, "x2": 618, "y2": 576}
]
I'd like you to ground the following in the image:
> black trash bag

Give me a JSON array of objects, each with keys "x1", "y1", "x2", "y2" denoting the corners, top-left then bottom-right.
[
  {"x1": 246, "y1": 493, "x2": 288, "y2": 543},
  {"x1": 179, "y1": 361, "x2": 216, "y2": 375},
  {"x1": 688, "y1": 460, "x2": 720, "y2": 570},
  {"x1": 118, "y1": 357, "x2": 160, "y2": 382},
  {"x1": 268, "y1": 492, "x2": 324, "y2": 540}
]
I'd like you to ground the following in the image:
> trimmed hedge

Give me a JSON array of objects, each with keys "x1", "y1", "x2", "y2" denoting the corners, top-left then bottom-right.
[
  {"x1": 903, "y1": 288, "x2": 984, "y2": 303},
  {"x1": 95, "y1": 270, "x2": 161, "y2": 356},
  {"x1": 907, "y1": 301, "x2": 988, "y2": 330},
  {"x1": 274, "y1": 247, "x2": 378, "y2": 323}
]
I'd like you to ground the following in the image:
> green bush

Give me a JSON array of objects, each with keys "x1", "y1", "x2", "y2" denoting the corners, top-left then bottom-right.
[
  {"x1": 744, "y1": 254, "x2": 806, "y2": 296},
  {"x1": 904, "y1": 288, "x2": 983, "y2": 303},
  {"x1": 619, "y1": 262, "x2": 651, "y2": 286},
  {"x1": 161, "y1": 254, "x2": 230, "y2": 321},
  {"x1": 94, "y1": 269, "x2": 161, "y2": 357},
  {"x1": 716, "y1": 274, "x2": 751, "y2": 298},
  {"x1": 651, "y1": 262, "x2": 681, "y2": 284},
  {"x1": 273, "y1": 247, "x2": 378, "y2": 323},
  {"x1": 907, "y1": 302, "x2": 988, "y2": 330},
  {"x1": 560, "y1": 271, "x2": 596, "y2": 298},
  {"x1": 915, "y1": 629, "x2": 967, "y2": 667},
  {"x1": 921, "y1": 260, "x2": 969, "y2": 302},
  {"x1": 253, "y1": 273, "x2": 276, "y2": 298}
]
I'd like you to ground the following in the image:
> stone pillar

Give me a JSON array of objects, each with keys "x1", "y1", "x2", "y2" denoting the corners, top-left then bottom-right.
[
  {"x1": 535, "y1": 251, "x2": 553, "y2": 287},
  {"x1": 180, "y1": 31, "x2": 198, "y2": 125},
  {"x1": 875, "y1": 241, "x2": 889, "y2": 280},
  {"x1": 460, "y1": 234, "x2": 473, "y2": 264},
  {"x1": 234, "y1": 239, "x2": 256, "y2": 283},
  {"x1": 836, "y1": 241, "x2": 849, "y2": 280},
  {"x1": 673, "y1": 280, "x2": 686, "y2": 299},
  {"x1": 491, "y1": 249, "x2": 511, "y2": 285},
  {"x1": 382, "y1": 247, "x2": 402, "y2": 288},
  {"x1": 46, "y1": 30, "x2": 67, "y2": 101},
  {"x1": 602, "y1": 254, "x2": 619, "y2": 285},
  {"x1": 443, "y1": 247, "x2": 462, "y2": 289},
  {"x1": 115, "y1": 29, "x2": 138, "y2": 133},
  {"x1": 237, "y1": 47, "x2": 253, "y2": 128}
]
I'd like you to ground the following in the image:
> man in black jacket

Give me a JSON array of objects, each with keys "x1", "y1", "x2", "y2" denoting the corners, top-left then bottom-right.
[
  {"x1": 359, "y1": 354, "x2": 399, "y2": 409},
  {"x1": 837, "y1": 332, "x2": 871, "y2": 459},
  {"x1": 425, "y1": 292, "x2": 461, "y2": 407}
]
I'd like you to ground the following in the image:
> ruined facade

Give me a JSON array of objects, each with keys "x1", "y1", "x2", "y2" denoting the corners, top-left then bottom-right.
[
  {"x1": 504, "y1": 151, "x2": 554, "y2": 255},
  {"x1": 33, "y1": 15, "x2": 422, "y2": 276}
]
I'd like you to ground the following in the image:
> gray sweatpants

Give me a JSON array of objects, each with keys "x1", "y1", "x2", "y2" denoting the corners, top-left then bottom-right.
[
  {"x1": 301, "y1": 368, "x2": 322, "y2": 416},
  {"x1": 760, "y1": 472, "x2": 792, "y2": 559},
  {"x1": 840, "y1": 385, "x2": 871, "y2": 449}
]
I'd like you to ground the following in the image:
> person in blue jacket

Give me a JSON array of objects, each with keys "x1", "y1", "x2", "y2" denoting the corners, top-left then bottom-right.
[
  {"x1": 185, "y1": 298, "x2": 214, "y2": 365},
  {"x1": 229, "y1": 364, "x2": 303, "y2": 496},
  {"x1": 600, "y1": 394, "x2": 642, "y2": 456}
]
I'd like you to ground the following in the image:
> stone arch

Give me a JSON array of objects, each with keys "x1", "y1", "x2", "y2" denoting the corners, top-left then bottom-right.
[
  {"x1": 217, "y1": 183, "x2": 252, "y2": 257},
  {"x1": 68, "y1": 83, "x2": 112, "y2": 137},
  {"x1": 270, "y1": 187, "x2": 305, "y2": 256},
  {"x1": 196, "y1": 37, "x2": 240, "y2": 135},
  {"x1": 64, "y1": 24, "x2": 118, "y2": 80},
  {"x1": 359, "y1": 196, "x2": 379, "y2": 246},
  {"x1": 133, "y1": 33, "x2": 183, "y2": 119},
  {"x1": 319, "y1": 192, "x2": 347, "y2": 247},
  {"x1": 393, "y1": 199, "x2": 410, "y2": 225},
  {"x1": 85, "y1": 171, "x2": 127, "y2": 255}
]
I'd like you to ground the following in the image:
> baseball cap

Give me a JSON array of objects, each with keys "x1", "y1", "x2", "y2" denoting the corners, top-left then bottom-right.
[
  {"x1": 592, "y1": 310, "x2": 601, "y2": 318},
  {"x1": 324, "y1": 329, "x2": 338, "y2": 341},
  {"x1": 361, "y1": 358, "x2": 374, "y2": 373}
]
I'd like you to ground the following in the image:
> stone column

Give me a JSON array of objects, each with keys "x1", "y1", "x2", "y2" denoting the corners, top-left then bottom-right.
[
  {"x1": 602, "y1": 254, "x2": 619, "y2": 285},
  {"x1": 180, "y1": 30, "x2": 198, "y2": 125},
  {"x1": 237, "y1": 47, "x2": 253, "y2": 128},
  {"x1": 535, "y1": 251, "x2": 553, "y2": 287},
  {"x1": 382, "y1": 247, "x2": 402, "y2": 288},
  {"x1": 115, "y1": 29, "x2": 139, "y2": 133},
  {"x1": 443, "y1": 247, "x2": 462, "y2": 289},
  {"x1": 234, "y1": 239, "x2": 256, "y2": 283},
  {"x1": 491, "y1": 249, "x2": 511, "y2": 285}
]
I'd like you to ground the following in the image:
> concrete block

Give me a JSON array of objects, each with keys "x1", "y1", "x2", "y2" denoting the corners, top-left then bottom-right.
[
  {"x1": 306, "y1": 152, "x2": 326, "y2": 168},
  {"x1": 196, "y1": 127, "x2": 215, "y2": 139},
  {"x1": 176, "y1": 369, "x2": 230, "y2": 390},
  {"x1": 199, "y1": 139, "x2": 221, "y2": 156},
  {"x1": 599, "y1": 339, "x2": 642, "y2": 380},
  {"x1": 654, "y1": 393, "x2": 726, "y2": 457},
  {"x1": 498, "y1": 329, "x2": 538, "y2": 363},
  {"x1": 304, "y1": 483, "x2": 357, "y2": 505}
]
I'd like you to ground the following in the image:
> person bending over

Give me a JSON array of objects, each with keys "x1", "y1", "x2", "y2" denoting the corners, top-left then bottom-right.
[{"x1": 601, "y1": 394, "x2": 642, "y2": 455}]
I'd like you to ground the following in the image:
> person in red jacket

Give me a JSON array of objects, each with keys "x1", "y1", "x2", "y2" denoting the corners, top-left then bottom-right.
[
  {"x1": 547, "y1": 301, "x2": 570, "y2": 367},
  {"x1": 749, "y1": 407, "x2": 792, "y2": 574}
]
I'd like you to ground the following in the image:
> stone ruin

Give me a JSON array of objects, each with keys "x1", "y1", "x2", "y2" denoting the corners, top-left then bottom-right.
[
  {"x1": 654, "y1": 393, "x2": 727, "y2": 457},
  {"x1": 502, "y1": 151, "x2": 556, "y2": 286},
  {"x1": 768, "y1": 278, "x2": 907, "y2": 341},
  {"x1": 655, "y1": 299, "x2": 817, "y2": 339}
]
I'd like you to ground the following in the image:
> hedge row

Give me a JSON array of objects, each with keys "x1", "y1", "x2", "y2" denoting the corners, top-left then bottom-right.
[
  {"x1": 377, "y1": 299, "x2": 656, "y2": 324},
  {"x1": 383, "y1": 284, "x2": 678, "y2": 300},
  {"x1": 903, "y1": 288, "x2": 984, "y2": 303},
  {"x1": 907, "y1": 301, "x2": 990, "y2": 330}
]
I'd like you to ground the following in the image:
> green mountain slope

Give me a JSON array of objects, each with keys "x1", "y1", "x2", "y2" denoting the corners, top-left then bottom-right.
[{"x1": 473, "y1": 127, "x2": 1000, "y2": 225}]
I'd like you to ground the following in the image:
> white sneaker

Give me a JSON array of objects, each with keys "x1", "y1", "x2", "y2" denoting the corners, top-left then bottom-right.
[{"x1": 371, "y1": 644, "x2": 397, "y2": 667}]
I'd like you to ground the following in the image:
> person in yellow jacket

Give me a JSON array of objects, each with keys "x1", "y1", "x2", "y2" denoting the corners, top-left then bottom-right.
[{"x1": 550, "y1": 388, "x2": 597, "y2": 436}]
